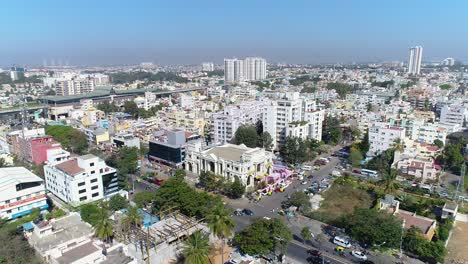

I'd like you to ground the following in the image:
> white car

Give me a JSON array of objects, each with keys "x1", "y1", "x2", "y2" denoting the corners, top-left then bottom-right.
[
  {"x1": 301, "y1": 181, "x2": 308, "y2": 185},
  {"x1": 351, "y1": 250, "x2": 367, "y2": 260}
]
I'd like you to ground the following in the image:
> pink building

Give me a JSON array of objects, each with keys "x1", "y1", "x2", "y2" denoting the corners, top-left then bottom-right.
[{"x1": 10, "y1": 133, "x2": 62, "y2": 165}]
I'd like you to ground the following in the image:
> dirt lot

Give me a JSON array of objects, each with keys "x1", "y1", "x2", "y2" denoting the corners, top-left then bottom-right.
[
  {"x1": 446, "y1": 221, "x2": 468, "y2": 264},
  {"x1": 308, "y1": 181, "x2": 375, "y2": 223}
]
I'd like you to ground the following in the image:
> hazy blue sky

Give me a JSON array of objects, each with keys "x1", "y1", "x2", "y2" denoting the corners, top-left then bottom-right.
[{"x1": 1, "y1": 0, "x2": 467, "y2": 66}]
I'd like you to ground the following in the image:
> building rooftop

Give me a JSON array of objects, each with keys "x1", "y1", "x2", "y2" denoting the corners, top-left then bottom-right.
[
  {"x1": 0, "y1": 167, "x2": 42, "y2": 189},
  {"x1": 397, "y1": 210, "x2": 436, "y2": 235},
  {"x1": 29, "y1": 213, "x2": 93, "y2": 254},
  {"x1": 55, "y1": 159, "x2": 85, "y2": 176},
  {"x1": 55, "y1": 241, "x2": 100, "y2": 264},
  {"x1": 204, "y1": 144, "x2": 256, "y2": 162},
  {"x1": 80, "y1": 154, "x2": 97, "y2": 160}
]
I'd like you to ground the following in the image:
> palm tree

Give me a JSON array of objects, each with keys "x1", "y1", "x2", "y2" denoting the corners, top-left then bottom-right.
[
  {"x1": 382, "y1": 168, "x2": 399, "y2": 194},
  {"x1": 392, "y1": 138, "x2": 405, "y2": 153},
  {"x1": 182, "y1": 231, "x2": 212, "y2": 264},
  {"x1": 93, "y1": 203, "x2": 113, "y2": 243},
  {"x1": 206, "y1": 205, "x2": 235, "y2": 264},
  {"x1": 123, "y1": 206, "x2": 143, "y2": 254}
]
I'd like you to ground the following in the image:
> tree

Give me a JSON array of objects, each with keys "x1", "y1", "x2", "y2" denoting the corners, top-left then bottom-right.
[
  {"x1": 80, "y1": 203, "x2": 102, "y2": 226},
  {"x1": 391, "y1": 138, "x2": 405, "y2": 153},
  {"x1": 123, "y1": 101, "x2": 139, "y2": 118},
  {"x1": 234, "y1": 218, "x2": 292, "y2": 256},
  {"x1": 301, "y1": 227, "x2": 312, "y2": 244},
  {"x1": 349, "y1": 147, "x2": 363, "y2": 167},
  {"x1": 326, "y1": 82, "x2": 355, "y2": 98},
  {"x1": 281, "y1": 136, "x2": 308, "y2": 164},
  {"x1": 259, "y1": 132, "x2": 274, "y2": 151},
  {"x1": 433, "y1": 139, "x2": 444, "y2": 149},
  {"x1": 403, "y1": 227, "x2": 446, "y2": 263},
  {"x1": 93, "y1": 203, "x2": 114, "y2": 243},
  {"x1": 133, "y1": 191, "x2": 156, "y2": 208},
  {"x1": 174, "y1": 169, "x2": 186, "y2": 179},
  {"x1": 206, "y1": 205, "x2": 236, "y2": 264},
  {"x1": 108, "y1": 194, "x2": 128, "y2": 211},
  {"x1": 286, "y1": 191, "x2": 310, "y2": 211},
  {"x1": 0, "y1": 157, "x2": 8, "y2": 168},
  {"x1": 234, "y1": 125, "x2": 259, "y2": 148},
  {"x1": 46, "y1": 125, "x2": 88, "y2": 154},
  {"x1": 182, "y1": 231, "x2": 212, "y2": 264},
  {"x1": 381, "y1": 169, "x2": 399, "y2": 194},
  {"x1": 198, "y1": 171, "x2": 223, "y2": 191},
  {"x1": 97, "y1": 101, "x2": 119, "y2": 113},
  {"x1": 357, "y1": 129, "x2": 370, "y2": 156},
  {"x1": 322, "y1": 116, "x2": 342, "y2": 145},
  {"x1": 255, "y1": 120, "x2": 263, "y2": 136},
  {"x1": 439, "y1": 84, "x2": 452, "y2": 90},
  {"x1": 340, "y1": 208, "x2": 403, "y2": 249},
  {"x1": 228, "y1": 176, "x2": 245, "y2": 199}
]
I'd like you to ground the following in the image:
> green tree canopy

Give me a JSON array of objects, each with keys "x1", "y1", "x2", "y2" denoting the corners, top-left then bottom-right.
[
  {"x1": 133, "y1": 191, "x2": 156, "y2": 208},
  {"x1": 403, "y1": 227, "x2": 446, "y2": 263},
  {"x1": 433, "y1": 139, "x2": 444, "y2": 149},
  {"x1": 228, "y1": 176, "x2": 246, "y2": 199},
  {"x1": 46, "y1": 125, "x2": 88, "y2": 154},
  {"x1": 259, "y1": 132, "x2": 274, "y2": 151},
  {"x1": 182, "y1": 231, "x2": 212, "y2": 264},
  {"x1": 108, "y1": 194, "x2": 128, "y2": 211},
  {"x1": 340, "y1": 208, "x2": 403, "y2": 249},
  {"x1": 97, "y1": 101, "x2": 119, "y2": 113},
  {"x1": 234, "y1": 125, "x2": 259, "y2": 148},
  {"x1": 281, "y1": 136, "x2": 308, "y2": 164},
  {"x1": 349, "y1": 147, "x2": 363, "y2": 167},
  {"x1": 234, "y1": 218, "x2": 292, "y2": 256},
  {"x1": 285, "y1": 191, "x2": 310, "y2": 211}
]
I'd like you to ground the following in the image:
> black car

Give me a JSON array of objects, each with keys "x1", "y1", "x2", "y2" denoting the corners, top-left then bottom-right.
[
  {"x1": 242, "y1": 208, "x2": 254, "y2": 216},
  {"x1": 307, "y1": 249, "x2": 322, "y2": 257}
]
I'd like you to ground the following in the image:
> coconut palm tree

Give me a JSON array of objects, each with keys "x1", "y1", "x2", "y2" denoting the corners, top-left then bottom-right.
[
  {"x1": 382, "y1": 168, "x2": 399, "y2": 194},
  {"x1": 182, "y1": 231, "x2": 212, "y2": 264},
  {"x1": 123, "y1": 206, "x2": 144, "y2": 254},
  {"x1": 392, "y1": 138, "x2": 405, "y2": 153},
  {"x1": 93, "y1": 203, "x2": 113, "y2": 243},
  {"x1": 206, "y1": 205, "x2": 235, "y2": 264}
]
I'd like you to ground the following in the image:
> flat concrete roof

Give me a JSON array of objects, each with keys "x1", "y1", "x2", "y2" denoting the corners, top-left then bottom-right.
[
  {"x1": 56, "y1": 241, "x2": 100, "y2": 264},
  {"x1": 205, "y1": 144, "x2": 256, "y2": 162}
]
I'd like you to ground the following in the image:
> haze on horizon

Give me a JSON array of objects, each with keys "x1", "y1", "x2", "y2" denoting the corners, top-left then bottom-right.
[{"x1": 1, "y1": 0, "x2": 467, "y2": 66}]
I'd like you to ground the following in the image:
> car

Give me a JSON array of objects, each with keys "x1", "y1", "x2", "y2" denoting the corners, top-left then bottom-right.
[
  {"x1": 351, "y1": 251, "x2": 367, "y2": 260},
  {"x1": 314, "y1": 166, "x2": 321, "y2": 170},
  {"x1": 302, "y1": 181, "x2": 308, "y2": 185},
  {"x1": 242, "y1": 209, "x2": 254, "y2": 216},
  {"x1": 352, "y1": 169, "x2": 361, "y2": 174},
  {"x1": 307, "y1": 249, "x2": 322, "y2": 257},
  {"x1": 154, "y1": 178, "x2": 165, "y2": 185},
  {"x1": 233, "y1": 209, "x2": 243, "y2": 216},
  {"x1": 307, "y1": 175, "x2": 314, "y2": 179},
  {"x1": 302, "y1": 165, "x2": 313, "y2": 171}
]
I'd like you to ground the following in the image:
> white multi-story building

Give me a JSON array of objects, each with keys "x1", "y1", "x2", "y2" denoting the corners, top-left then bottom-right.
[
  {"x1": 244, "y1": 57, "x2": 267, "y2": 81},
  {"x1": 224, "y1": 58, "x2": 244, "y2": 83},
  {"x1": 0, "y1": 167, "x2": 48, "y2": 220},
  {"x1": 442, "y1": 57, "x2": 455, "y2": 66},
  {"x1": 44, "y1": 154, "x2": 119, "y2": 205},
  {"x1": 410, "y1": 120, "x2": 447, "y2": 144},
  {"x1": 201, "y1": 62, "x2": 214, "y2": 72},
  {"x1": 184, "y1": 143, "x2": 274, "y2": 189},
  {"x1": 262, "y1": 92, "x2": 320, "y2": 148},
  {"x1": 55, "y1": 77, "x2": 95, "y2": 96},
  {"x1": 408, "y1": 46, "x2": 423, "y2": 75},
  {"x1": 369, "y1": 123, "x2": 406, "y2": 156},
  {"x1": 213, "y1": 101, "x2": 264, "y2": 144},
  {"x1": 304, "y1": 109, "x2": 325, "y2": 142},
  {"x1": 179, "y1": 94, "x2": 194, "y2": 108},
  {"x1": 224, "y1": 57, "x2": 267, "y2": 83},
  {"x1": 285, "y1": 122, "x2": 309, "y2": 140},
  {"x1": 440, "y1": 104, "x2": 468, "y2": 128}
]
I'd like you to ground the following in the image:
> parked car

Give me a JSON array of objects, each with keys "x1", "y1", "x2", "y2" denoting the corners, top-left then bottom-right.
[
  {"x1": 307, "y1": 249, "x2": 322, "y2": 257},
  {"x1": 242, "y1": 209, "x2": 254, "y2": 216},
  {"x1": 302, "y1": 165, "x2": 313, "y2": 171},
  {"x1": 351, "y1": 251, "x2": 367, "y2": 260},
  {"x1": 154, "y1": 178, "x2": 165, "y2": 185},
  {"x1": 233, "y1": 209, "x2": 243, "y2": 216},
  {"x1": 352, "y1": 169, "x2": 361, "y2": 174},
  {"x1": 302, "y1": 181, "x2": 308, "y2": 185}
]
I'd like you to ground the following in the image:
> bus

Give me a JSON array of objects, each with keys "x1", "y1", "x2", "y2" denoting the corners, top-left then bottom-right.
[{"x1": 360, "y1": 169, "x2": 378, "y2": 177}]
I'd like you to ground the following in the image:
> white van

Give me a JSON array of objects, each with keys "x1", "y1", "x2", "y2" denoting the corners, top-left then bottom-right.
[
  {"x1": 333, "y1": 236, "x2": 351, "y2": 248},
  {"x1": 302, "y1": 165, "x2": 313, "y2": 171}
]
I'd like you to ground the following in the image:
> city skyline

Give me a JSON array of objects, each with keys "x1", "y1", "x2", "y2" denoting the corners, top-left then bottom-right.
[{"x1": 1, "y1": 0, "x2": 468, "y2": 66}]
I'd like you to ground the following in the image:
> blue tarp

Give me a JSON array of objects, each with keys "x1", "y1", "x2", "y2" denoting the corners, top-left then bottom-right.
[{"x1": 22, "y1": 222, "x2": 34, "y2": 231}]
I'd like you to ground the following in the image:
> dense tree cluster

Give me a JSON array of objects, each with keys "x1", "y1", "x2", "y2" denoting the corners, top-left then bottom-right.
[
  {"x1": 122, "y1": 101, "x2": 163, "y2": 118},
  {"x1": 97, "y1": 101, "x2": 119, "y2": 113},
  {"x1": 437, "y1": 137, "x2": 467, "y2": 174},
  {"x1": 371, "y1": 80, "x2": 395, "y2": 87},
  {"x1": 206, "y1": 69, "x2": 224, "y2": 77},
  {"x1": 233, "y1": 218, "x2": 292, "y2": 256},
  {"x1": 403, "y1": 227, "x2": 446, "y2": 263},
  {"x1": 105, "y1": 146, "x2": 139, "y2": 188},
  {"x1": 338, "y1": 208, "x2": 403, "y2": 249},
  {"x1": 153, "y1": 178, "x2": 227, "y2": 219},
  {"x1": 322, "y1": 115, "x2": 342, "y2": 145},
  {"x1": 110, "y1": 71, "x2": 188, "y2": 84},
  {"x1": 46, "y1": 125, "x2": 88, "y2": 154},
  {"x1": 198, "y1": 171, "x2": 246, "y2": 199},
  {"x1": 234, "y1": 124, "x2": 273, "y2": 151},
  {"x1": 326, "y1": 82, "x2": 355, "y2": 98}
]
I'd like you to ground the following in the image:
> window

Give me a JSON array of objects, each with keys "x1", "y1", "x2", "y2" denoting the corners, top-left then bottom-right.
[
  {"x1": 90, "y1": 170, "x2": 95, "y2": 174},
  {"x1": 5, "y1": 200, "x2": 9, "y2": 204},
  {"x1": 90, "y1": 162, "x2": 95, "y2": 167},
  {"x1": 78, "y1": 182, "x2": 85, "y2": 187},
  {"x1": 6, "y1": 210, "x2": 11, "y2": 214},
  {"x1": 90, "y1": 178, "x2": 98, "y2": 183},
  {"x1": 92, "y1": 192, "x2": 99, "y2": 198},
  {"x1": 79, "y1": 196, "x2": 87, "y2": 201},
  {"x1": 17, "y1": 196, "x2": 22, "y2": 201},
  {"x1": 91, "y1": 185, "x2": 98, "y2": 190},
  {"x1": 78, "y1": 189, "x2": 86, "y2": 194}
]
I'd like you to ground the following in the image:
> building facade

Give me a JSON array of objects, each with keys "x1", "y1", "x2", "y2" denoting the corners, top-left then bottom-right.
[
  {"x1": 408, "y1": 46, "x2": 423, "y2": 75},
  {"x1": 0, "y1": 167, "x2": 48, "y2": 219},
  {"x1": 369, "y1": 123, "x2": 406, "y2": 156},
  {"x1": 184, "y1": 143, "x2": 274, "y2": 188},
  {"x1": 44, "y1": 154, "x2": 119, "y2": 205}
]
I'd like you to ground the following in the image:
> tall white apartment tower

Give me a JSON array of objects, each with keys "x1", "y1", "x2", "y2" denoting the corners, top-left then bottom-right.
[
  {"x1": 224, "y1": 58, "x2": 244, "y2": 83},
  {"x1": 408, "y1": 46, "x2": 423, "y2": 75},
  {"x1": 224, "y1": 57, "x2": 266, "y2": 83}
]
